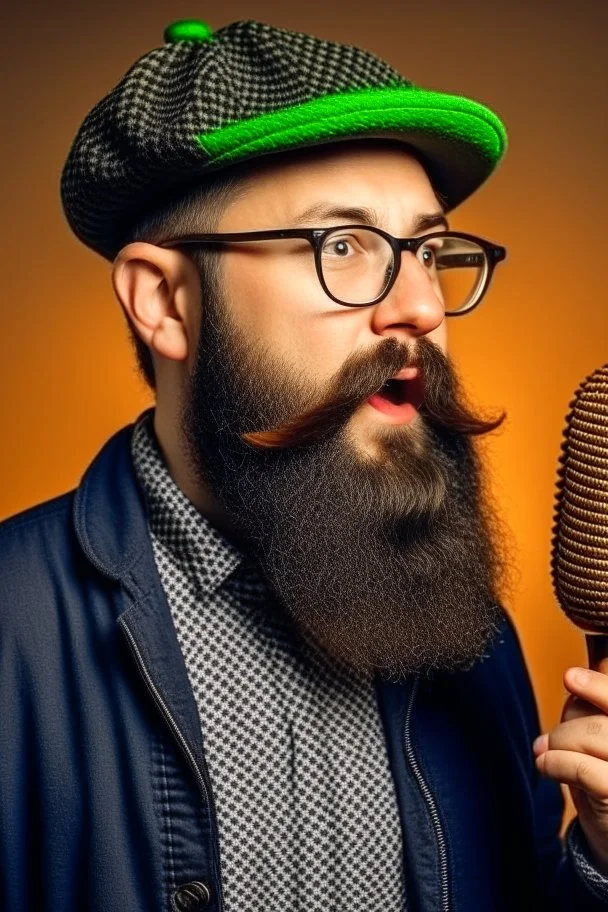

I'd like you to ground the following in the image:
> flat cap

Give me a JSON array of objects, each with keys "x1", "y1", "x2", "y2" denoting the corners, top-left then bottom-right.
[{"x1": 60, "y1": 18, "x2": 508, "y2": 262}]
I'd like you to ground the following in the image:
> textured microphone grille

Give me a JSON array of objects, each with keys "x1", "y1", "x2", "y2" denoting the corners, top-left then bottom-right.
[{"x1": 551, "y1": 363, "x2": 608, "y2": 632}]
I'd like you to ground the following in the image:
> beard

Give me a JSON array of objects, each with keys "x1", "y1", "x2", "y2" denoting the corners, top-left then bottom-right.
[{"x1": 179, "y1": 269, "x2": 511, "y2": 682}]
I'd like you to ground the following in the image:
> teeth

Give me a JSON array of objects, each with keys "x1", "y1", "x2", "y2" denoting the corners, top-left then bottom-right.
[{"x1": 391, "y1": 367, "x2": 419, "y2": 381}]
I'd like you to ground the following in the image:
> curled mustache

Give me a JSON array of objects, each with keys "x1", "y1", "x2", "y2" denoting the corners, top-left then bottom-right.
[{"x1": 241, "y1": 337, "x2": 506, "y2": 449}]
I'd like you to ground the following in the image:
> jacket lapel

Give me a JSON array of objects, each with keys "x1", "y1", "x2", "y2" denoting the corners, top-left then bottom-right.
[{"x1": 71, "y1": 413, "x2": 208, "y2": 779}]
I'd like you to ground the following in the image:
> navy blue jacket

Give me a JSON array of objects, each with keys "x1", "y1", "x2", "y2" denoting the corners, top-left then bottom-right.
[{"x1": 1, "y1": 417, "x2": 608, "y2": 911}]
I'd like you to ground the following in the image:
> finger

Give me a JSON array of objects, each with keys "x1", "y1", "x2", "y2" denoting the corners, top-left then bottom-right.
[
  {"x1": 564, "y1": 667, "x2": 608, "y2": 715},
  {"x1": 537, "y1": 749, "x2": 608, "y2": 798},
  {"x1": 539, "y1": 715, "x2": 608, "y2": 763}
]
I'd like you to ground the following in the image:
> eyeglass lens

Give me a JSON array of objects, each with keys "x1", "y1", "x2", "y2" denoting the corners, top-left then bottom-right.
[{"x1": 320, "y1": 228, "x2": 488, "y2": 311}]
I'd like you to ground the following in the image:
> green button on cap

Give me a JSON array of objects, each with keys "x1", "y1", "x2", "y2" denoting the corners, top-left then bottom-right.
[{"x1": 163, "y1": 19, "x2": 213, "y2": 43}]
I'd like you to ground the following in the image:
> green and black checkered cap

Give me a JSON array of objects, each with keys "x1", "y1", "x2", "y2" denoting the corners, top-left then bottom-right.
[{"x1": 60, "y1": 18, "x2": 508, "y2": 263}]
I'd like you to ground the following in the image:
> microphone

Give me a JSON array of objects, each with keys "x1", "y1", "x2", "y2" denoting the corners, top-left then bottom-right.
[{"x1": 551, "y1": 363, "x2": 608, "y2": 672}]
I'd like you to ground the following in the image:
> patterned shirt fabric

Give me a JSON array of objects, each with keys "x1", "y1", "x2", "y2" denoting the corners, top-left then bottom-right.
[{"x1": 130, "y1": 408, "x2": 406, "y2": 912}]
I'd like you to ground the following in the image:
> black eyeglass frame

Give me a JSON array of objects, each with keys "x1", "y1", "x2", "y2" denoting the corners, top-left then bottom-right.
[{"x1": 157, "y1": 226, "x2": 507, "y2": 315}]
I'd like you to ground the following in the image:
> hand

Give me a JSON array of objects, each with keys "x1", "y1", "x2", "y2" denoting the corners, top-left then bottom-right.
[{"x1": 533, "y1": 663, "x2": 608, "y2": 875}]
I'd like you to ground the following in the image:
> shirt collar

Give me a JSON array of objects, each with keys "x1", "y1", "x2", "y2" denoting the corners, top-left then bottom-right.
[{"x1": 130, "y1": 407, "x2": 245, "y2": 597}]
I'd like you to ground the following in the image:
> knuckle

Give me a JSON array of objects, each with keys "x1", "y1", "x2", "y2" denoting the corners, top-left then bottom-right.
[
  {"x1": 542, "y1": 751, "x2": 558, "y2": 775},
  {"x1": 576, "y1": 759, "x2": 592, "y2": 785},
  {"x1": 587, "y1": 718, "x2": 604, "y2": 737}
]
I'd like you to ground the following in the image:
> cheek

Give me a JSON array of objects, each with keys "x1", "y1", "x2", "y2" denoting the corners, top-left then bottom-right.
[
  {"x1": 221, "y1": 252, "x2": 352, "y2": 382},
  {"x1": 429, "y1": 319, "x2": 448, "y2": 356}
]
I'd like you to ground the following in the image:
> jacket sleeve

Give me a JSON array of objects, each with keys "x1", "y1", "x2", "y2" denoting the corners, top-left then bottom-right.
[
  {"x1": 566, "y1": 817, "x2": 608, "y2": 903},
  {"x1": 532, "y1": 761, "x2": 608, "y2": 908}
]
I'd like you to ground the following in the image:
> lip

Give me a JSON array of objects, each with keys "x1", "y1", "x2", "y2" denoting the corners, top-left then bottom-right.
[{"x1": 366, "y1": 395, "x2": 419, "y2": 422}]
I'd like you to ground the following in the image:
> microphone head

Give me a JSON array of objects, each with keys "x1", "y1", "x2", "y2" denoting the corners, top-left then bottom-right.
[{"x1": 551, "y1": 363, "x2": 608, "y2": 632}]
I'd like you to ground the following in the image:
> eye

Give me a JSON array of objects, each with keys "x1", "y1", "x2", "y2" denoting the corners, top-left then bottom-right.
[
  {"x1": 418, "y1": 239, "x2": 444, "y2": 270},
  {"x1": 322, "y1": 236, "x2": 358, "y2": 258},
  {"x1": 331, "y1": 240, "x2": 350, "y2": 257},
  {"x1": 422, "y1": 248, "x2": 435, "y2": 267}
]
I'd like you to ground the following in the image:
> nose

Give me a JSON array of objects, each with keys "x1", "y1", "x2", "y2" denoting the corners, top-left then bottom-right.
[{"x1": 369, "y1": 250, "x2": 445, "y2": 340}]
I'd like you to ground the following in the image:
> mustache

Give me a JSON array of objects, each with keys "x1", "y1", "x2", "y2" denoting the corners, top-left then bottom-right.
[{"x1": 240, "y1": 337, "x2": 506, "y2": 450}]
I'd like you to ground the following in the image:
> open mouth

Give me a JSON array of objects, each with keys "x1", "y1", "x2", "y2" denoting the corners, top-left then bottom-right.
[
  {"x1": 367, "y1": 373, "x2": 425, "y2": 420},
  {"x1": 377, "y1": 374, "x2": 424, "y2": 406},
  {"x1": 379, "y1": 378, "x2": 414, "y2": 404}
]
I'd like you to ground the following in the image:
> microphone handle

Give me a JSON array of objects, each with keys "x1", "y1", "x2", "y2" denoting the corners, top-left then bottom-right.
[{"x1": 586, "y1": 633, "x2": 608, "y2": 674}]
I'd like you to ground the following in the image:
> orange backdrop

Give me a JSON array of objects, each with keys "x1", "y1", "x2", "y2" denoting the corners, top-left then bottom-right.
[{"x1": 2, "y1": 0, "x2": 607, "y2": 835}]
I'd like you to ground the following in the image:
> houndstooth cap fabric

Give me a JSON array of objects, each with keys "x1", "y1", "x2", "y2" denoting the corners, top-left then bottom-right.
[{"x1": 60, "y1": 18, "x2": 508, "y2": 262}]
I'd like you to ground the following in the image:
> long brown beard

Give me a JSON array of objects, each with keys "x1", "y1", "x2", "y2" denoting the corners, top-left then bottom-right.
[{"x1": 180, "y1": 276, "x2": 512, "y2": 680}]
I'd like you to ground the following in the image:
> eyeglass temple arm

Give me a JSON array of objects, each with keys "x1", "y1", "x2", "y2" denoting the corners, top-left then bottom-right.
[
  {"x1": 438, "y1": 249, "x2": 505, "y2": 268},
  {"x1": 438, "y1": 254, "x2": 486, "y2": 268}
]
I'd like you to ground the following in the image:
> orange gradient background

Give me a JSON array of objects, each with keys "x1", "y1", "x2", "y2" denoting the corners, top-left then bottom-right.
[{"x1": 2, "y1": 0, "x2": 607, "y2": 835}]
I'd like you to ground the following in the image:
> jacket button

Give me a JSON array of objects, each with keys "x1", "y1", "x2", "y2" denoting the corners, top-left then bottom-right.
[{"x1": 172, "y1": 881, "x2": 211, "y2": 910}]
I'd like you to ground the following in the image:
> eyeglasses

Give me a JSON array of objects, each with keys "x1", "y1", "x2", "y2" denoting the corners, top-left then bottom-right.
[{"x1": 157, "y1": 226, "x2": 507, "y2": 316}]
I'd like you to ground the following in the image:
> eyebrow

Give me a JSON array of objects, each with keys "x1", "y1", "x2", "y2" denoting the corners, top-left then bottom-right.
[{"x1": 291, "y1": 203, "x2": 450, "y2": 234}]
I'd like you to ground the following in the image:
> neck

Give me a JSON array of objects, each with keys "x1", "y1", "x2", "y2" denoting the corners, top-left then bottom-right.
[{"x1": 152, "y1": 405, "x2": 246, "y2": 549}]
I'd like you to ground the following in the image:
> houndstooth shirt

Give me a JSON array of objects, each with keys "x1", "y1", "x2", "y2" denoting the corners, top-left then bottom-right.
[{"x1": 130, "y1": 408, "x2": 406, "y2": 912}]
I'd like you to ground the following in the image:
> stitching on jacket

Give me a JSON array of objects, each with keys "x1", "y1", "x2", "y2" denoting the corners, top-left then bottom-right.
[{"x1": 160, "y1": 735, "x2": 177, "y2": 895}]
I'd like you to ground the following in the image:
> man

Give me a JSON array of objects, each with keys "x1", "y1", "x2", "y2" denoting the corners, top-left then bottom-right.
[{"x1": 2, "y1": 16, "x2": 608, "y2": 912}]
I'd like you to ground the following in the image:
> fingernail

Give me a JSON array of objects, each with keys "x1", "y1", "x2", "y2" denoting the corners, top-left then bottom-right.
[
  {"x1": 570, "y1": 667, "x2": 590, "y2": 685},
  {"x1": 533, "y1": 734, "x2": 549, "y2": 754}
]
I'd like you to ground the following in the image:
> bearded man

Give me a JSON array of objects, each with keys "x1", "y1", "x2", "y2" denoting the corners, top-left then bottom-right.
[{"x1": 2, "y1": 16, "x2": 608, "y2": 912}]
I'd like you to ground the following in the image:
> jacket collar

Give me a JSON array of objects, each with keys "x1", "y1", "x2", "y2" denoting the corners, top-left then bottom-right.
[
  {"x1": 72, "y1": 408, "x2": 210, "y2": 776},
  {"x1": 72, "y1": 408, "x2": 159, "y2": 601}
]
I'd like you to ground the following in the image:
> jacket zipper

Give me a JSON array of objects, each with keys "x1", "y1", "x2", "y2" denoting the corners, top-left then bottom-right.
[
  {"x1": 403, "y1": 678, "x2": 450, "y2": 912},
  {"x1": 119, "y1": 616, "x2": 225, "y2": 912}
]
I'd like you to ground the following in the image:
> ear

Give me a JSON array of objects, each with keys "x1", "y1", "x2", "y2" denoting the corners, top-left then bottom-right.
[{"x1": 111, "y1": 242, "x2": 201, "y2": 364}]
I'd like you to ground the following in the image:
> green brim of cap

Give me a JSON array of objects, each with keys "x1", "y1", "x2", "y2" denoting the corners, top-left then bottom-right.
[{"x1": 195, "y1": 85, "x2": 507, "y2": 211}]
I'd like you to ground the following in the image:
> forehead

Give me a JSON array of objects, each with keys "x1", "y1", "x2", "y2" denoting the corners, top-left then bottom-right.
[{"x1": 218, "y1": 141, "x2": 443, "y2": 229}]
